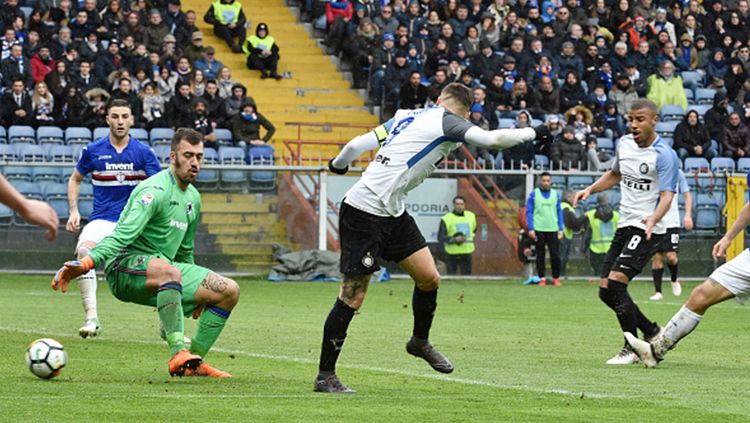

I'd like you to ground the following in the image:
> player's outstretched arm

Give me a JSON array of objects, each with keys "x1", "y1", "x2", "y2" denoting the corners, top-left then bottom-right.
[
  {"x1": 329, "y1": 130, "x2": 381, "y2": 174},
  {"x1": 0, "y1": 175, "x2": 58, "y2": 240},
  {"x1": 573, "y1": 170, "x2": 621, "y2": 207},
  {"x1": 463, "y1": 124, "x2": 551, "y2": 150}
]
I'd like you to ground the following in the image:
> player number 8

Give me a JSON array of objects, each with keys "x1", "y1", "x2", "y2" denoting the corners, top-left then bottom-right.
[{"x1": 627, "y1": 235, "x2": 641, "y2": 250}]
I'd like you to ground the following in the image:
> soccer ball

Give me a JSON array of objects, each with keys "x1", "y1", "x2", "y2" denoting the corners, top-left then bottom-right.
[{"x1": 26, "y1": 338, "x2": 67, "y2": 379}]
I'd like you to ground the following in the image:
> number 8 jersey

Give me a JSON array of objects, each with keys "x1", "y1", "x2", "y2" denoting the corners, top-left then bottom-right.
[{"x1": 345, "y1": 107, "x2": 475, "y2": 217}]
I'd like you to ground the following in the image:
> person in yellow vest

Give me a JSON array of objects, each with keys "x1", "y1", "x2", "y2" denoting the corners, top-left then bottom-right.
[
  {"x1": 525, "y1": 172, "x2": 564, "y2": 286},
  {"x1": 438, "y1": 196, "x2": 477, "y2": 275},
  {"x1": 586, "y1": 194, "x2": 619, "y2": 276},
  {"x1": 243, "y1": 22, "x2": 282, "y2": 80},
  {"x1": 204, "y1": 0, "x2": 247, "y2": 53},
  {"x1": 560, "y1": 191, "x2": 589, "y2": 277}
]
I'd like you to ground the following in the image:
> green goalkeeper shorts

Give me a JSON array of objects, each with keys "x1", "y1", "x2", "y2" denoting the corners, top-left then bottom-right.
[{"x1": 104, "y1": 252, "x2": 210, "y2": 317}]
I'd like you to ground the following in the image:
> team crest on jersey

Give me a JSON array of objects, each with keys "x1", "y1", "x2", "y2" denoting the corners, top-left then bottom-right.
[
  {"x1": 116, "y1": 172, "x2": 125, "y2": 183},
  {"x1": 362, "y1": 252, "x2": 375, "y2": 268},
  {"x1": 140, "y1": 193, "x2": 154, "y2": 206},
  {"x1": 639, "y1": 163, "x2": 649, "y2": 174},
  {"x1": 186, "y1": 202, "x2": 194, "y2": 216},
  {"x1": 135, "y1": 256, "x2": 146, "y2": 267}
]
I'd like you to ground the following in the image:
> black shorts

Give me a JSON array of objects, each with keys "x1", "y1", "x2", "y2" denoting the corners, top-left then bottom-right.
[
  {"x1": 659, "y1": 227, "x2": 680, "y2": 253},
  {"x1": 600, "y1": 226, "x2": 666, "y2": 280},
  {"x1": 338, "y1": 201, "x2": 427, "y2": 275}
]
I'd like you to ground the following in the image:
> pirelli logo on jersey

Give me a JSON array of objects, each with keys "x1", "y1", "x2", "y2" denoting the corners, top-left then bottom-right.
[{"x1": 622, "y1": 174, "x2": 652, "y2": 191}]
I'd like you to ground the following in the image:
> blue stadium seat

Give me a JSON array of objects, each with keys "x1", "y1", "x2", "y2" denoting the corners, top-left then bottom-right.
[
  {"x1": 43, "y1": 182, "x2": 68, "y2": 199},
  {"x1": 37, "y1": 126, "x2": 65, "y2": 145},
  {"x1": 129, "y1": 128, "x2": 149, "y2": 144},
  {"x1": 214, "y1": 129, "x2": 233, "y2": 146},
  {"x1": 0, "y1": 126, "x2": 7, "y2": 143},
  {"x1": 597, "y1": 137, "x2": 615, "y2": 155},
  {"x1": 8, "y1": 125, "x2": 36, "y2": 144},
  {"x1": 655, "y1": 121, "x2": 678, "y2": 137},
  {"x1": 247, "y1": 145, "x2": 276, "y2": 190},
  {"x1": 4, "y1": 166, "x2": 32, "y2": 181},
  {"x1": 49, "y1": 198, "x2": 69, "y2": 220},
  {"x1": 149, "y1": 127, "x2": 174, "y2": 146},
  {"x1": 70, "y1": 144, "x2": 84, "y2": 160},
  {"x1": 13, "y1": 181, "x2": 43, "y2": 200},
  {"x1": 93, "y1": 127, "x2": 109, "y2": 140},
  {"x1": 0, "y1": 144, "x2": 14, "y2": 160},
  {"x1": 661, "y1": 105, "x2": 685, "y2": 121},
  {"x1": 0, "y1": 203, "x2": 12, "y2": 225},
  {"x1": 33, "y1": 166, "x2": 62, "y2": 182},
  {"x1": 218, "y1": 146, "x2": 245, "y2": 164},
  {"x1": 79, "y1": 183, "x2": 94, "y2": 199},
  {"x1": 550, "y1": 175, "x2": 566, "y2": 190},
  {"x1": 48, "y1": 144, "x2": 76, "y2": 162},
  {"x1": 62, "y1": 166, "x2": 74, "y2": 181},
  {"x1": 738, "y1": 158, "x2": 750, "y2": 173},
  {"x1": 684, "y1": 88, "x2": 695, "y2": 104},
  {"x1": 220, "y1": 170, "x2": 246, "y2": 187},
  {"x1": 15, "y1": 143, "x2": 46, "y2": 161},
  {"x1": 203, "y1": 147, "x2": 218, "y2": 164},
  {"x1": 78, "y1": 198, "x2": 94, "y2": 219},
  {"x1": 695, "y1": 193, "x2": 720, "y2": 230},
  {"x1": 683, "y1": 157, "x2": 710, "y2": 173},
  {"x1": 681, "y1": 71, "x2": 702, "y2": 89},
  {"x1": 687, "y1": 105, "x2": 711, "y2": 119},
  {"x1": 710, "y1": 157, "x2": 735, "y2": 173},
  {"x1": 695, "y1": 88, "x2": 716, "y2": 105},
  {"x1": 153, "y1": 145, "x2": 171, "y2": 163},
  {"x1": 568, "y1": 175, "x2": 594, "y2": 190},
  {"x1": 531, "y1": 119, "x2": 543, "y2": 127},
  {"x1": 498, "y1": 118, "x2": 515, "y2": 129},
  {"x1": 65, "y1": 127, "x2": 92, "y2": 145},
  {"x1": 196, "y1": 169, "x2": 219, "y2": 189},
  {"x1": 533, "y1": 154, "x2": 549, "y2": 169}
]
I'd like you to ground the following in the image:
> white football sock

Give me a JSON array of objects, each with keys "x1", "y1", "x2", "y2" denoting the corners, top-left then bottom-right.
[
  {"x1": 78, "y1": 269, "x2": 97, "y2": 320},
  {"x1": 655, "y1": 305, "x2": 702, "y2": 357}
]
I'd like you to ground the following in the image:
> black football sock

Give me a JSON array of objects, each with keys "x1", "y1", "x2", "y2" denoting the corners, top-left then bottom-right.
[
  {"x1": 412, "y1": 287, "x2": 437, "y2": 340},
  {"x1": 668, "y1": 262, "x2": 679, "y2": 282},
  {"x1": 652, "y1": 268, "x2": 664, "y2": 293},
  {"x1": 598, "y1": 286, "x2": 615, "y2": 310},
  {"x1": 318, "y1": 298, "x2": 356, "y2": 375},
  {"x1": 607, "y1": 280, "x2": 638, "y2": 336}
]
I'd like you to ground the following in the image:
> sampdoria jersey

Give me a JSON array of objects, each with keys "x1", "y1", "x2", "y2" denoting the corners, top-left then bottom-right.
[
  {"x1": 76, "y1": 136, "x2": 162, "y2": 222},
  {"x1": 664, "y1": 169, "x2": 689, "y2": 229},
  {"x1": 613, "y1": 134, "x2": 679, "y2": 234},
  {"x1": 345, "y1": 107, "x2": 474, "y2": 217},
  {"x1": 88, "y1": 169, "x2": 202, "y2": 268}
]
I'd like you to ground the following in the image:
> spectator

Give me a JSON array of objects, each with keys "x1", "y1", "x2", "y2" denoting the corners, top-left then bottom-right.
[
  {"x1": 555, "y1": 41, "x2": 584, "y2": 79},
  {"x1": 139, "y1": 82, "x2": 167, "y2": 129},
  {"x1": 586, "y1": 136, "x2": 615, "y2": 171},
  {"x1": 722, "y1": 112, "x2": 750, "y2": 159},
  {"x1": 344, "y1": 17, "x2": 379, "y2": 89},
  {"x1": 565, "y1": 104, "x2": 593, "y2": 141},
  {"x1": 656, "y1": 41, "x2": 688, "y2": 71},
  {"x1": 726, "y1": 58, "x2": 748, "y2": 105},
  {"x1": 189, "y1": 69, "x2": 206, "y2": 97},
  {"x1": 424, "y1": 37, "x2": 450, "y2": 77},
  {"x1": 243, "y1": 23, "x2": 281, "y2": 80},
  {"x1": 77, "y1": 32, "x2": 102, "y2": 64},
  {"x1": 594, "y1": 102, "x2": 625, "y2": 139},
  {"x1": 0, "y1": 0, "x2": 21, "y2": 30},
  {"x1": 623, "y1": 59, "x2": 649, "y2": 96},
  {"x1": 202, "y1": 79, "x2": 226, "y2": 127},
  {"x1": 46, "y1": 60, "x2": 70, "y2": 100},
  {"x1": 608, "y1": 72, "x2": 639, "y2": 116},
  {"x1": 705, "y1": 91, "x2": 730, "y2": 143},
  {"x1": 111, "y1": 77, "x2": 142, "y2": 119},
  {"x1": 647, "y1": 60, "x2": 688, "y2": 111},
  {"x1": 187, "y1": 98, "x2": 217, "y2": 148},
  {"x1": 56, "y1": 85, "x2": 88, "y2": 127},
  {"x1": 143, "y1": 9, "x2": 169, "y2": 53},
  {"x1": 166, "y1": 81, "x2": 194, "y2": 128},
  {"x1": 95, "y1": 39, "x2": 122, "y2": 83},
  {"x1": 159, "y1": 34, "x2": 181, "y2": 70},
  {"x1": 677, "y1": 33, "x2": 698, "y2": 70},
  {"x1": 531, "y1": 75, "x2": 560, "y2": 116},
  {"x1": 175, "y1": 10, "x2": 200, "y2": 48},
  {"x1": 230, "y1": 100, "x2": 275, "y2": 149},
  {"x1": 370, "y1": 33, "x2": 396, "y2": 105},
  {"x1": 503, "y1": 110, "x2": 535, "y2": 168},
  {"x1": 438, "y1": 196, "x2": 477, "y2": 275},
  {"x1": 559, "y1": 70, "x2": 586, "y2": 111},
  {"x1": 70, "y1": 9, "x2": 95, "y2": 41},
  {"x1": 184, "y1": 31, "x2": 207, "y2": 64},
  {"x1": 31, "y1": 45, "x2": 55, "y2": 84},
  {"x1": 383, "y1": 51, "x2": 411, "y2": 106},
  {"x1": 82, "y1": 87, "x2": 110, "y2": 129},
  {"x1": 551, "y1": 125, "x2": 586, "y2": 170},
  {"x1": 101, "y1": 0, "x2": 127, "y2": 40},
  {"x1": 31, "y1": 81, "x2": 55, "y2": 127},
  {"x1": 1, "y1": 43, "x2": 32, "y2": 88},
  {"x1": 155, "y1": 66, "x2": 178, "y2": 101},
  {"x1": 427, "y1": 68, "x2": 449, "y2": 102},
  {"x1": 50, "y1": 27, "x2": 73, "y2": 61},
  {"x1": 204, "y1": 0, "x2": 247, "y2": 52},
  {"x1": 525, "y1": 172, "x2": 564, "y2": 286},
  {"x1": 164, "y1": 0, "x2": 185, "y2": 35},
  {"x1": 509, "y1": 78, "x2": 537, "y2": 113},
  {"x1": 705, "y1": 49, "x2": 728, "y2": 90},
  {"x1": 527, "y1": 54, "x2": 557, "y2": 87},
  {"x1": 651, "y1": 7, "x2": 676, "y2": 44},
  {"x1": 174, "y1": 55, "x2": 193, "y2": 82},
  {"x1": 217, "y1": 66, "x2": 235, "y2": 99},
  {"x1": 224, "y1": 82, "x2": 253, "y2": 118},
  {"x1": 323, "y1": 1, "x2": 353, "y2": 55},
  {"x1": 374, "y1": 4, "x2": 399, "y2": 34},
  {"x1": 674, "y1": 109, "x2": 717, "y2": 161},
  {"x1": 400, "y1": 1, "x2": 427, "y2": 36},
  {"x1": 472, "y1": 87, "x2": 498, "y2": 128},
  {"x1": 632, "y1": 40, "x2": 656, "y2": 76},
  {"x1": 399, "y1": 71, "x2": 428, "y2": 109},
  {"x1": 131, "y1": 67, "x2": 151, "y2": 94},
  {"x1": 471, "y1": 39, "x2": 501, "y2": 83},
  {"x1": 477, "y1": 12, "x2": 500, "y2": 47}
]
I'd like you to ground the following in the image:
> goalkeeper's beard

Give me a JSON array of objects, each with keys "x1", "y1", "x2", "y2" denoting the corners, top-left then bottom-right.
[{"x1": 173, "y1": 156, "x2": 199, "y2": 186}]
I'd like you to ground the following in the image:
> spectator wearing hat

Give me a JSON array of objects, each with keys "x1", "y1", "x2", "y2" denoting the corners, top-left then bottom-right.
[
  {"x1": 194, "y1": 46, "x2": 223, "y2": 80},
  {"x1": 399, "y1": 1, "x2": 427, "y2": 35},
  {"x1": 164, "y1": 0, "x2": 185, "y2": 35},
  {"x1": 471, "y1": 39, "x2": 501, "y2": 83},
  {"x1": 185, "y1": 31, "x2": 207, "y2": 64},
  {"x1": 647, "y1": 59, "x2": 688, "y2": 112},
  {"x1": 384, "y1": 50, "x2": 411, "y2": 107},
  {"x1": 144, "y1": 9, "x2": 170, "y2": 53},
  {"x1": 224, "y1": 82, "x2": 254, "y2": 119},
  {"x1": 608, "y1": 72, "x2": 639, "y2": 115},
  {"x1": 674, "y1": 109, "x2": 716, "y2": 161},
  {"x1": 551, "y1": 125, "x2": 586, "y2": 170},
  {"x1": 399, "y1": 70, "x2": 428, "y2": 110},
  {"x1": 677, "y1": 33, "x2": 698, "y2": 70},
  {"x1": 370, "y1": 32, "x2": 396, "y2": 104},
  {"x1": 243, "y1": 23, "x2": 281, "y2": 80},
  {"x1": 477, "y1": 13, "x2": 500, "y2": 47},
  {"x1": 175, "y1": 9, "x2": 200, "y2": 47},
  {"x1": 30, "y1": 45, "x2": 55, "y2": 84},
  {"x1": 204, "y1": 0, "x2": 248, "y2": 53},
  {"x1": 651, "y1": 7, "x2": 676, "y2": 44},
  {"x1": 723, "y1": 112, "x2": 750, "y2": 159},
  {"x1": 555, "y1": 41, "x2": 584, "y2": 80},
  {"x1": 94, "y1": 39, "x2": 122, "y2": 83},
  {"x1": 230, "y1": 100, "x2": 275, "y2": 149}
]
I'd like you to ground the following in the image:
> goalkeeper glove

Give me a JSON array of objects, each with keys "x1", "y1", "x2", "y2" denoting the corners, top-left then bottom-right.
[
  {"x1": 52, "y1": 256, "x2": 95, "y2": 293},
  {"x1": 328, "y1": 158, "x2": 348, "y2": 175},
  {"x1": 533, "y1": 124, "x2": 552, "y2": 145}
]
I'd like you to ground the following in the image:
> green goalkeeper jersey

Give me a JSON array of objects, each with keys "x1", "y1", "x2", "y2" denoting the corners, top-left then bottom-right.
[{"x1": 89, "y1": 169, "x2": 202, "y2": 267}]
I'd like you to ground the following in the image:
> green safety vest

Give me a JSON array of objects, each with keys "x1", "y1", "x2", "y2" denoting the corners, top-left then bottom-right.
[
  {"x1": 213, "y1": 0, "x2": 242, "y2": 25},
  {"x1": 532, "y1": 188, "x2": 559, "y2": 232},
  {"x1": 442, "y1": 211, "x2": 477, "y2": 255},
  {"x1": 586, "y1": 209, "x2": 620, "y2": 254},
  {"x1": 561, "y1": 202, "x2": 574, "y2": 240},
  {"x1": 245, "y1": 34, "x2": 275, "y2": 53}
]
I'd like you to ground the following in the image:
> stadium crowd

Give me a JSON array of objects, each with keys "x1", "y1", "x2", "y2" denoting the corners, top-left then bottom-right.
[
  {"x1": 300, "y1": 0, "x2": 750, "y2": 170},
  {"x1": 0, "y1": 0, "x2": 276, "y2": 151}
]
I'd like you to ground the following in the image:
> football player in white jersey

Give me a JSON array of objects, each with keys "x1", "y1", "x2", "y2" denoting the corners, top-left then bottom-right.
[
  {"x1": 313, "y1": 83, "x2": 552, "y2": 393},
  {"x1": 574, "y1": 99, "x2": 680, "y2": 365},
  {"x1": 648, "y1": 169, "x2": 693, "y2": 301},
  {"x1": 627, "y1": 199, "x2": 750, "y2": 367}
]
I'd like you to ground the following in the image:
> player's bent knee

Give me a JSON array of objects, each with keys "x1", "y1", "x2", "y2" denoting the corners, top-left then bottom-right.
[
  {"x1": 222, "y1": 278, "x2": 240, "y2": 306},
  {"x1": 416, "y1": 271, "x2": 440, "y2": 291}
]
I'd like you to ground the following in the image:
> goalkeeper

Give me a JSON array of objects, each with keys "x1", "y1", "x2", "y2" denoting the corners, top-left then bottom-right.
[{"x1": 52, "y1": 128, "x2": 238, "y2": 378}]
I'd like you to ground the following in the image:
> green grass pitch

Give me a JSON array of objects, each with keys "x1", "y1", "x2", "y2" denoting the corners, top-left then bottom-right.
[{"x1": 1, "y1": 274, "x2": 749, "y2": 422}]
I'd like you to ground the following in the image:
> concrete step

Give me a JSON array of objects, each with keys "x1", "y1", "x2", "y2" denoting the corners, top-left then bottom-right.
[{"x1": 202, "y1": 212, "x2": 277, "y2": 225}]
